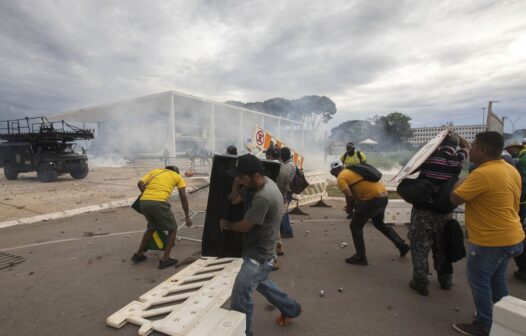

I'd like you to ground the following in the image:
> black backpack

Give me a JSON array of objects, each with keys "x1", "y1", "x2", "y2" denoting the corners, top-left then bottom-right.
[
  {"x1": 433, "y1": 175, "x2": 459, "y2": 214},
  {"x1": 397, "y1": 178, "x2": 434, "y2": 207},
  {"x1": 347, "y1": 163, "x2": 382, "y2": 182},
  {"x1": 290, "y1": 167, "x2": 309, "y2": 194}
]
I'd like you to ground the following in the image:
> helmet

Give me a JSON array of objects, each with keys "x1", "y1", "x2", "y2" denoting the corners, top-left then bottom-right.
[
  {"x1": 522, "y1": 138, "x2": 526, "y2": 145},
  {"x1": 330, "y1": 160, "x2": 344, "y2": 171}
]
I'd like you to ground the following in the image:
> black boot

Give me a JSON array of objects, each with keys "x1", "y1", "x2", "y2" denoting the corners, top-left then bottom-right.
[
  {"x1": 438, "y1": 273, "x2": 453, "y2": 290},
  {"x1": 409, "y1": 280, "x2": 429, "y2": 296}
]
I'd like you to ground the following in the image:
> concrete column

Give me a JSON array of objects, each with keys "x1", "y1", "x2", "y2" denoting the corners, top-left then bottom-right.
[
  {"x1": 170, "y1": 94, "x2": 176, "y2": 157},
  {"x1": 210, "y1": 104, "x2": 216, "y2": 153}
]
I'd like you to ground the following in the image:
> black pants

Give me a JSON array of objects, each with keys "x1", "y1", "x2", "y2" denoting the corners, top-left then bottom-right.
[{"x1": 350, "y1": 197, "x2": 406, "y2": 258}]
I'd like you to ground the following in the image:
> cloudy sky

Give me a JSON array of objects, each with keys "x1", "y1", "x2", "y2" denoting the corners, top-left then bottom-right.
[{"x1": 1, "y1": 0, "x2": 525, "y2": 132}]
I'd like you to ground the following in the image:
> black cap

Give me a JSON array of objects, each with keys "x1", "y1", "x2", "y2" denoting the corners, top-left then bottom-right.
[
  {"x1": 264, "y1": 145, "x2": 279, "y2": 158},
  {"x1": 226, "y1": 154, "x2": 264, "y2": 177}
]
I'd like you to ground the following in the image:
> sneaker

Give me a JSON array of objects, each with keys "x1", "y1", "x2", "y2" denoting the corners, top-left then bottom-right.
[
  {"x1": 409, "y1": 280, "x2": 429, "y2": 296},
  {"x1": 276, "y1": 305, "x2": 303, "y2": 326},
  {"x1": 399, "y1": 244, "x2": 410, "y2": 258},
  {"x1": 131, "y1": 253, "x2": 147, "y2": 263},
  {"x1": 452, "y1": 321, "x2": 489, "y2": 336},
  {"x1": 514, "y1": 269, "x2": 526, "y2": 281},
  {"x1": 345, "y1": 255, "x2": 368, "y2": 266},
  {"x1": 158, "y1": 258, "x2": 178, "y2": 269}
]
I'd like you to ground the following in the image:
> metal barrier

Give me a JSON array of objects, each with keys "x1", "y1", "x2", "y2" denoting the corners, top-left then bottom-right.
[
  {"x1": 107, "y1": 257, "x2": 244, "y2": 336},
  {"x1": 126, "y1": 157, "x2": 212, "y2": 177}
]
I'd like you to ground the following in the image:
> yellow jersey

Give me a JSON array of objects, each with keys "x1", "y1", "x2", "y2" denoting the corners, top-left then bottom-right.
[
  {"x1": 337, "y1": 168, "x2": 386, "y2": 201},
  {"x1": 140, "y1": 169, "x2": 186, "y2": 202},
  {"x1": 340, "y1": 151, "x2": 366, "y2": 167},
  {"x1": 454, "y1": 159, "x2": 524, "y2": 247}
]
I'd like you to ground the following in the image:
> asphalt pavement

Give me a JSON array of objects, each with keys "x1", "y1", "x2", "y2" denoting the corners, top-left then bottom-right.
[{"x1": 1, "y1": 200, "x2": 525, "y2": 336}]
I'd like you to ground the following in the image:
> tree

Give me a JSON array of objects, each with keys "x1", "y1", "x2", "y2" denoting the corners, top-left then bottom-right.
[
  {"x1": 376, "y1": 112, "x2": 413, "y2": 143},
  {"x1": 225, "y1": 95, "x2": 337, "y2": 131},
  {"x1": 329, "y1": 120, "x2": 375, "y2": 143},
  {"x1": 289, "y1": 96, "x2": 337, "y2": 130}
]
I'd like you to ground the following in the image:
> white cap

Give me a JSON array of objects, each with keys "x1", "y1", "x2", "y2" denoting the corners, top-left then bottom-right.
[
  {"x1": 522, "y1": 137, "x2": 526, "y2": 145},
  {"x1": 330, "y1": 160, "x2": 344, "y2": 170}
]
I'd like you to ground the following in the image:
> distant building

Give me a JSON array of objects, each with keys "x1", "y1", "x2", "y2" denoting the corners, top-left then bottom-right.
[{"x1": 408, "y1": 124, "x2": 486, "y2": 147}]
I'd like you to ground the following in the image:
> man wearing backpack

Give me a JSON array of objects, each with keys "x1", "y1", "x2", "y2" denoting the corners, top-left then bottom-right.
[
  {"x1": 340, "y1": 142, "x2": 367, "y2": 166},
  {"x1": 278, "y1": 147, "x2": 296, "y2": 239},
  {"x1": 330, "y1": 161, "x2": 409, "y2": 265},
  {"x1": 340, "y1": 142, "x2": 367, "y2": 218},
  {"x1": 408, "y1": 132, "x2": 470, "y2": 296}
]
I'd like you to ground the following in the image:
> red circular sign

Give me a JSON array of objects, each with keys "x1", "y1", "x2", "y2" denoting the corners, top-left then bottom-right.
[{"x1": 255, "y1": 130, "x2": 265, "y2": 146}]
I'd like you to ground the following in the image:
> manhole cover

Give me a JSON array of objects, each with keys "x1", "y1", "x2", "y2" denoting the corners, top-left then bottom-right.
[{"x1": 0, "y1": 252, "x2": 25, "y2": 269}]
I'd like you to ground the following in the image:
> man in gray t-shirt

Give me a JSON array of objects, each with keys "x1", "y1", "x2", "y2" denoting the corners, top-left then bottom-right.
[{"x1": 220, "y1": 154, "x2": 302, "y2": 336}]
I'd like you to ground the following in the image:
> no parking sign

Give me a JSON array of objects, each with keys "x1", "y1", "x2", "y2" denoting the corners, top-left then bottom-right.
[{"x1": 252, "y1": 127, "x2": 304, "y2": 168}]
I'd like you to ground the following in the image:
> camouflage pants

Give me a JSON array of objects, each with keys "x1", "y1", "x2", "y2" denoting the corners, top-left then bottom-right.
[{"x1": 408, "y1": 208, "x2": 452, "y2": 287}]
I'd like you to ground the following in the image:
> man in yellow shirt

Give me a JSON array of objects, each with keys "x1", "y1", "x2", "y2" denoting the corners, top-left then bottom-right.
[
  {"x1": 340, "y1": 142, "x2": 367, "y2": 167},
  {"x1": 330, "y1": 161, "x2": 409, "y2": 265},
  {"x1": 131, "y1": 166, "x2": 192, "y2": 269},
  {"x1": 340, "y1": 142, "x2": 367, "y2": 219},
  {"x1": 450, "y1": 132, "x2": 524, "y2": 336}
]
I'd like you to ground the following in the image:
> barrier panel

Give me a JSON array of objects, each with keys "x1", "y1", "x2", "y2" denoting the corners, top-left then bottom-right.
[
  {"x1": 491, "y1": 296, "x2": 526, "y2": 336},
  {"x1": 107, "y1": 257, "x2": 244, "y2": 336},
  {"x1": 291, "y1": 171, "x2": 328, "y2": 207}
]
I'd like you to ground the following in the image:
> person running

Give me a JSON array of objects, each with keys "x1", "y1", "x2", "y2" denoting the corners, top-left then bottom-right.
[
  {"x1": 220, "y1": 154, "x2": 302, "y2": 336},
  {"x1": 330, "y1": 160, "x2": 410, "y2": 265}
]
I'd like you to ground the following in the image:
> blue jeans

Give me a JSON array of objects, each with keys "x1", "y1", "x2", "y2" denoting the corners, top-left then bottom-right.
[
  {"x1": 230, "y1": 257, "x2": 302, "y2": 336},
  {"x1": 466, "y1": 242, "x2": 524, "y2": 332},
  {"x1": 280, "y1": 192, "x2": 294, "y2": 237}
]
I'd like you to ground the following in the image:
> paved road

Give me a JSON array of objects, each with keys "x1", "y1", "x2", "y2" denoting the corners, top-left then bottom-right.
[{"x1": 1, "y1": 200, "x2": 525, "y2": 336}]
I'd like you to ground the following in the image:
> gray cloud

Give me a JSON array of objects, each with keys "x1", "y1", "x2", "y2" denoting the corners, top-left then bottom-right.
[{"x1": 0, "y1": 0, "x2": 525, "y2": 132}]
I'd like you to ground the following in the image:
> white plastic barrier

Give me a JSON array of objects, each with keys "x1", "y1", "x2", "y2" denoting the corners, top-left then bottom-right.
[
  {"x1": 293, "y1": 171, "x2": 328, "y2": 207},
  {"x1": 107, "y1": 257, "x2": 244, "y2": 336},
  {"x1": 491, "y1": 296, "x2": 526, "y2": 336}
]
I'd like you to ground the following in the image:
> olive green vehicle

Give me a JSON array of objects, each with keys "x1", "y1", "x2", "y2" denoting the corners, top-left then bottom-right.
[{"x1": 0, "y1": 117, "x2": 94, "y2": 182}]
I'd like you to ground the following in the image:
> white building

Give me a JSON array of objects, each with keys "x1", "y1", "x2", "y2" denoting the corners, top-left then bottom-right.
[
  {"x1": 408, "y1": 124, "x2": 486, "y2": 147},
  {"x1": 48, "y1": 91, "x2": 305, "y2": 158}
]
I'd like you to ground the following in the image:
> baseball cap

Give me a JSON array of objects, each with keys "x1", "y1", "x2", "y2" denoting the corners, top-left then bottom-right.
[
  {"x1": 226, "y1": 154, "x2": 264, "y2": 177},
  {"x1": 330, "y1": 160, "x2": 344, "y2": 171}
]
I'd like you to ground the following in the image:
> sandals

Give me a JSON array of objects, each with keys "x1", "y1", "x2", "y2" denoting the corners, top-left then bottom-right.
[
  {"x1": 158, "y1": 258, "x2": 178, "y2": 269},
  {"x1": 276, "y1": 305, "x2": 303, "y2": 326},
  {"x1": 131, "y1": 253, "x2": 147, "y2": 263}
]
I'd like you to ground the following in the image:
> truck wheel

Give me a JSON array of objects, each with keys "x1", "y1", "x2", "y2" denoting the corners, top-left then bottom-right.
[
  {"x1": 70, "y1": 165, "x2": 89, "y2": 179},
  {"x1": 4, "y1": 163, "x2": 18, "y2": 180},
  {"x1": 37, "y1": 164, "x2": 58, "y2": 182}
]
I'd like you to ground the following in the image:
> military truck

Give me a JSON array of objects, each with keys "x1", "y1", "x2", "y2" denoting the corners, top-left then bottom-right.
[{"x1": 0, "y1": 117, "x2": 94, "y2": 182}]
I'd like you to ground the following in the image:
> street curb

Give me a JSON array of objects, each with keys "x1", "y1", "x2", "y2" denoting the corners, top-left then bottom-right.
[
  {"x1": 0, "y1": 198, "x2": 136, "y2": 230},
  {"x1": 0, "y1": 185, "x2": 207, "y2": 230}
]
